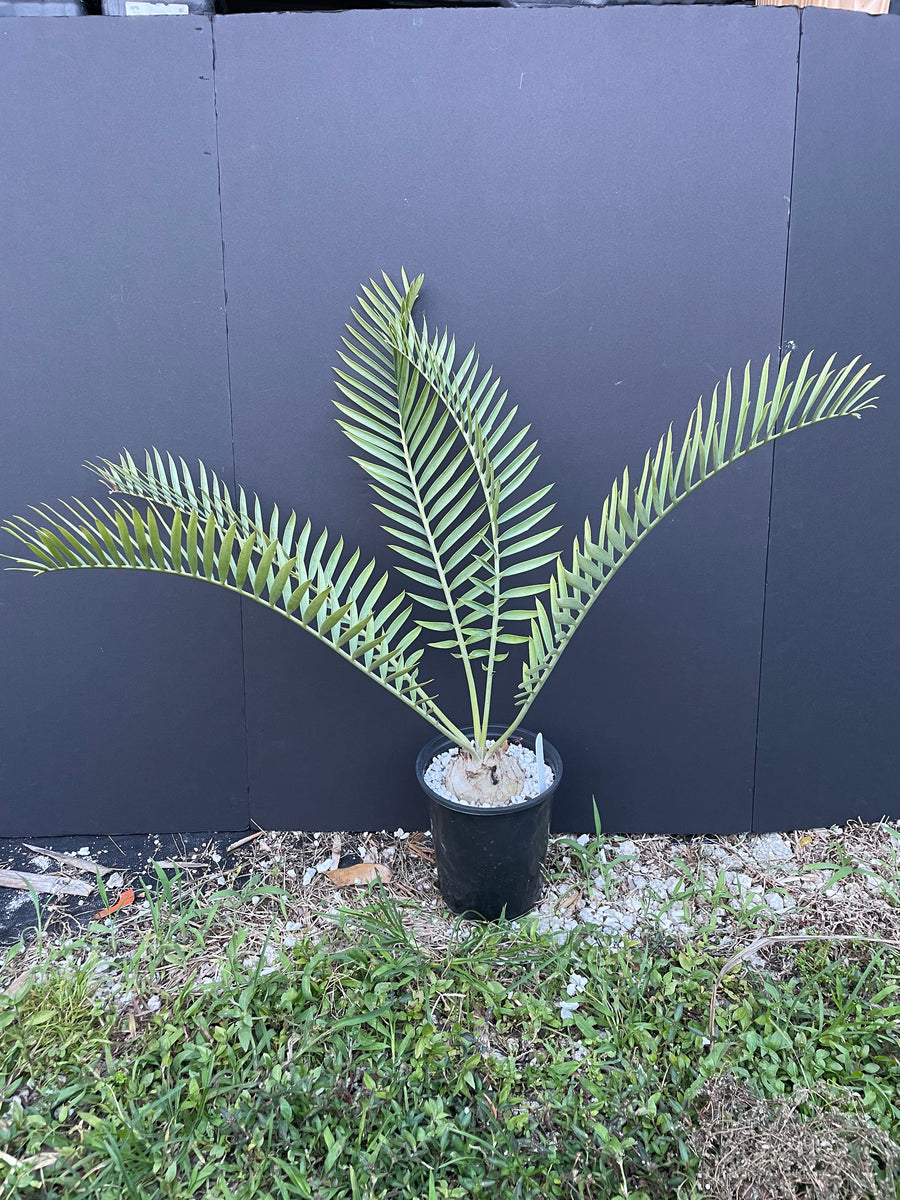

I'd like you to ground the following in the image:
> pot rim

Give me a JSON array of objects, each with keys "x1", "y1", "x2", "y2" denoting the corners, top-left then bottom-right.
[{"x1": 416, "y1": 725, "x2": 563, "y2": 817}]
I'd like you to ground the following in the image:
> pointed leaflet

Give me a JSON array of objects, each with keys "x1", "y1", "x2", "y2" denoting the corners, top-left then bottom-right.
[{"x1": 395, "y1": 309, "x2": 561, "y2": 620}]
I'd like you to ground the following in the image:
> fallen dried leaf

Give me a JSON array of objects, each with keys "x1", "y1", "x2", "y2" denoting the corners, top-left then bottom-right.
[
  {"x1": 2, "y1": 969, "x2": 32, "y2": 999},
  {"x1": 325, "y1": 862, "x2": 391, "y2": 888},
  {"x1": 24, "y1": 1152, "x2": 60, "y2": 1170},
  {"x1": 0, "y1": 1149, "x2": 60, "y2": 1170},
  {"x1": 93, "y1": 888, "x2": 136, "y2": 919}
]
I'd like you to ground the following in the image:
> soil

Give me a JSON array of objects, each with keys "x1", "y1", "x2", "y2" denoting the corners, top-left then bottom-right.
[{"x1": 0, "y1": 831, "x2": 237, "y2": 946}]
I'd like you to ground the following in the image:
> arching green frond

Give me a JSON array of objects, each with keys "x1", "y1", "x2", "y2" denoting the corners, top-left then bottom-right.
[
  {"x1": 2, "y1": 453, "x2": 472, "y2": 748},
  {"x1": 511, "y1": 351, "x2": 882, "y2": 726}
]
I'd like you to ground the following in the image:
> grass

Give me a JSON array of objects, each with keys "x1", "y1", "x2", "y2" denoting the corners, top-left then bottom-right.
[{"x1": 1, "y1": 834, "x2": 900, "y2": 1199}]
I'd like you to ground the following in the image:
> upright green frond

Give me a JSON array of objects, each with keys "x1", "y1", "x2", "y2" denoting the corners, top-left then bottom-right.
[{"x1": 335, "y1": 272, "x2": 560, "y2": 745}]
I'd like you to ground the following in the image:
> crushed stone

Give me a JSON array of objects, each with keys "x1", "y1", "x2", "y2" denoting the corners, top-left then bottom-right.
[{"x1": 532, "y1": 826, "x2": 900, "y2": 947}]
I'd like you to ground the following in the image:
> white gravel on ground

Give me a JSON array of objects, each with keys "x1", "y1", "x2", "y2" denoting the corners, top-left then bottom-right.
[
  {"x1": 746, "y1": 832, "x2": 793, "y2": 864},
  {"x1": 530, "y1": 826, "x2": 900, "y2": 946}
]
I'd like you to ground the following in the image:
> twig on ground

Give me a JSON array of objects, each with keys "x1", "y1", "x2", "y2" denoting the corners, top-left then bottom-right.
[
  {"x1": 225, "y1": 831, "x2": 266, "y2": 853},
  {"x1": 22, "y1": 845, "x2": 112, "y2": 876},
  {"x1": 152, "y1": 860, "x2": 208, "y2": 871},
  {"x1": 0, "y1": 869, "x2": 92, "y2": 897}
]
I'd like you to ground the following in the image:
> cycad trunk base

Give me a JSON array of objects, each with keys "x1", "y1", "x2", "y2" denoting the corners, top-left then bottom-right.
[
  {"x1": 1, "y1": 270, "x2": 885, "y2": 920},
  {"x1": 417, "y1": 727, "x2": 563, "y2": 921}
]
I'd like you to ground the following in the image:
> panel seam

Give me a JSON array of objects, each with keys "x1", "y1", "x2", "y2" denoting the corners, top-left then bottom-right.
[
  {"x1": 210, "y1": 17, "x2": 252, "y2": 833},
  {"x1": 750, "y1": 11, "x2": 803, "y2": 833}
]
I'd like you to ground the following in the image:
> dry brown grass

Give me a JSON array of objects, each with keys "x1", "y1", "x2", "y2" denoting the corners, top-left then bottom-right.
[
  {"x1": 691, "y1": 1076, "x2": 900, "y2": 1200},
  {"x1": 6, "y1": 819, "x2": 900, "y2": 1006}
]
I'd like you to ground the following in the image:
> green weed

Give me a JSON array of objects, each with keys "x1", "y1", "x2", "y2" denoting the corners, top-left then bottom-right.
[{"x1": 1, "y1": 888, "x2": 898, "y2": 1199}]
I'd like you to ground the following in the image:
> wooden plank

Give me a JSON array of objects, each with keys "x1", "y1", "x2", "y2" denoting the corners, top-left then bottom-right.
[{"x1": 0, "y1": 18, "x2": 247, "y2": 837}]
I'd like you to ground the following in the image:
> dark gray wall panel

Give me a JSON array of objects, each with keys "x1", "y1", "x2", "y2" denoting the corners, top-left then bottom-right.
[
  {"x1": 755, "y1": 10, "x2": 900, "y2": 831},
  {"x1": 215, "y1": 8, "x2": 799, "y2": 833},
  {"x1": 0, "y1": 20, "x2": 247, "y2": 835}
]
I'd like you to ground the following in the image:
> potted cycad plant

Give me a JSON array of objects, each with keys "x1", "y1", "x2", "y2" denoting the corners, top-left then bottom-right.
[{"x1": 3, "y1": 272, "x2": 882, "y2": 919}]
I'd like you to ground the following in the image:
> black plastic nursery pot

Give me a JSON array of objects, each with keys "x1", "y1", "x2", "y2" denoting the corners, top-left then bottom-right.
[{"x1": 416, "y1": 726, "x2": 563, "y2": 922}]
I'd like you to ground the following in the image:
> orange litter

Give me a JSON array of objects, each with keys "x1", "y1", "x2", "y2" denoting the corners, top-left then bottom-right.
[{"x1": 93, "y1": 888, "x2": 135, "y2": 919}]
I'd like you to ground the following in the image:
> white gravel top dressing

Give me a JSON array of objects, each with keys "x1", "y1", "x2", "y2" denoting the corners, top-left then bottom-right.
[{"x1": 424, "y1": 742, "x2": 554, "y2": 808}]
